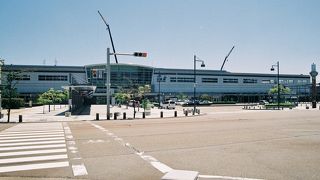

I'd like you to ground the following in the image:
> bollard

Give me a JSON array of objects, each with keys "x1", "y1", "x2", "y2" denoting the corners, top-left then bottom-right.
[
  {"x1": 174, "y1": 111, "x2": 177, "y2": 117},
  {"x1": 143, "y1": 112, "x2": 145, "y2": 119},
  {"x1": 198, "y1": 109, "x2": 200, "y2": 114},
  {"x1": 160, "y1": 111, "x2": 163, "y2": 118},
  {"x1": 114, "y1": 113, "x2": 117, "y2": 120},
  {"x1": 123, "y1": 112, "x2": 126, "y2": 120},
  {"x1": 282, "y1": 107, "x2": 284, "y2": 110},
  {"x1": 19, "y1": 115, "x2": 22, "y2": 123},
  {"x1": 96, "y1": 113, "x2": 99, "y2": 120},
  {"x1": 185, "y1": 110, "x2": 188, "y2": 116}
]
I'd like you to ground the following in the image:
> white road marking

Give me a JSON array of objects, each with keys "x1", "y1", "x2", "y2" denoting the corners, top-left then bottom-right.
[
  {"x1": 0, "y1": 148, "x2": 67, "y2": 157},
  {"x1": 0, "y1": 134, "x2": 64, "y2": 140},
  {"x1": 151, "y1": 162, "x2": 173, "y2": 173},
  {"x1": 0, "y1": 140, "x2": 65, "y2": 147},
  {"x1": 72, "y1": 164, "x2": 88, "y2": 176},
  {"x1": 0, "y1": 154, "x2": 68, "y2": 164},
  {"x1": 0, "y1": 123, "x2": 70, "y2": 174},
  {"x1": 88, "y1": 121, "x2": 264, "y2": 180},
  {"x1": 63, "y1": 122, "x2": 88, "y2": 176},
  {"x1": 0, "y1": 137, "x2": 65, "y2": 143},
  {"x1": 0, "y1": 161, "x2": 69, "y2": 173},
  {"x1": 198, "y1": 175, "x2": 264, "y2": 180},
  {"x1": 0, "y1": 144, "x2": 66, "y2": 151},
  {"x1": 0, "y1": 131, "x2": 64, "y2": 137}
]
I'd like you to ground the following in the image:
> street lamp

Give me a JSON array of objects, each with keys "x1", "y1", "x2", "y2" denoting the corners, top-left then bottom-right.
[
  {"x1": 157, "y1": 72, "x2": 166, "y2": 109},
  {"x1": 271, "y1": 61, "x2": 280, "y2": 110},
  {"x1": 0, "y1": 59, "x2": 4, "y2": 119},
  {"x1": 193, "y1": 55, "x2": 205, "y2": 115}
]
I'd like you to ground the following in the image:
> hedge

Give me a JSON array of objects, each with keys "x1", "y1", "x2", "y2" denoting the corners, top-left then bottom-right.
[{"x1": 2, "y1": 98, "x2": 24, "y2": 109}]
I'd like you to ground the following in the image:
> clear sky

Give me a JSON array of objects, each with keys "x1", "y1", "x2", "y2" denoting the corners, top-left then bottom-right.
[{"x1": 0, "y1": 0, "x2": 319, "y2": 78}]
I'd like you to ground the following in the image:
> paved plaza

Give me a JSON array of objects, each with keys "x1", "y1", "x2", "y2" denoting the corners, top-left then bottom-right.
[{"x1": 0, "y1": 105, "x2": 319, "y2": 179}]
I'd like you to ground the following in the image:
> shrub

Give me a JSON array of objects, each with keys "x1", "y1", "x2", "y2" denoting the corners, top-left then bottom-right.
[{"x1": 2, "y1": 98, "x2": 25, "y2": 109}]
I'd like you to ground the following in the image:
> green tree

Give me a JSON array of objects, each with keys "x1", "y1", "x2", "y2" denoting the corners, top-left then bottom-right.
[
  {"x1": 114, "y1": 92, "x2": 131, "y2": 105},
  {"x1": 138, "y1": 85, "x2": 151, "y2": 112},
  {"x1": 37, "y1": 88, "x2": 66, "y2": 112},
  {"x1": 268, "y1": 85, "x2": 291, "y2": 95},
  {"x1": 2, "y1": 69, "x2": 23, "y2": 122},
  {"x1": 177, "y1": 93, "x2": 188, "y2": 101},
  {"x1": 200, "y1": 94, "x2": 212, "y2": 101}
]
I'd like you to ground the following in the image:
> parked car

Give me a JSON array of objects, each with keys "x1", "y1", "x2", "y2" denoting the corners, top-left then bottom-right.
[
  {"x1": 160, "y1": 100, "x2": 176, "y2": 109},
  {"x1": 259, "y1": 100, "x2": 269, "y2": 105}
]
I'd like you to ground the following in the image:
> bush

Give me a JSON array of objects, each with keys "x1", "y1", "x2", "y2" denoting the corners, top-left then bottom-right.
[
  {"x1": 265, "y1": 103, "x2": 294, "y2": 109},
  {"x1": 2, "y1": 98, "x2": 25, "y2": 109}
]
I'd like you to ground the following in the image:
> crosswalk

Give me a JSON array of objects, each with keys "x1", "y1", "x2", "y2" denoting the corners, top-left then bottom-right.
[{"x1": 0, "y1": 123, "x2": 69, "y2": 173}]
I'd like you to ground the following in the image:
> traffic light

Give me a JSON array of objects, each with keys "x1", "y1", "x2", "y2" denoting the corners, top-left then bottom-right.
[
  {"x1": 92, "y1": 69, "x2": 97, "y2": 78},
  {"x1": 133, "y1": 52, "x2": 147, "y2": 57}
]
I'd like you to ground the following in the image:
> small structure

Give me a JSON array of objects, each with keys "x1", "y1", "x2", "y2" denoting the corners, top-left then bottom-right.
[{"x1": 310, "y1": 63, "x2": 318, "y2": 108}]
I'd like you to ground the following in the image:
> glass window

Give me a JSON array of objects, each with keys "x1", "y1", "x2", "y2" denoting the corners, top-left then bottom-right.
[
  {"x1": 243, "y1": 79, "x2": 257, "y2": 84},
  {"x1": 38, "y1": 75, "x2": 68, "y2": 81},
  {"x1": 202, "y1": 78, "x2": 218, "y2": 83},
  {"x1": 223, "y1": 78, "x2": 238, "y2": 83}
]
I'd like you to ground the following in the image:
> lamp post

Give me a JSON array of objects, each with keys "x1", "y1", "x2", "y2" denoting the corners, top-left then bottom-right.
[
  {"x1": 157, "y1": 72, "x2": 166, "y2": 109},
  {"x1": 271, "y1": 61, "x2": 280, "y2": 110},
  {"x1": 0, "y1": 59, "x2": 4, "y2": 119},
  {"x1": 193, "y1": 55, "x2": 205, "y2": 115}
]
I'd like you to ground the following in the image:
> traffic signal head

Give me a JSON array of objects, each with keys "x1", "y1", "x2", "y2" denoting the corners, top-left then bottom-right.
[
  {"x1": 92, "y1": 69, "x2": 97, "y2": 78},
  {"x1": 133, "y1": 52, "x2": 147, "y2": 57}
]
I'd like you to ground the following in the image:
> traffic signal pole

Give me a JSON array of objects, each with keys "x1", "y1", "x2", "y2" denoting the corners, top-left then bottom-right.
[
  {"x1": 106, "y1": 48, "x2": 111, "y2": 120},
  {"x1": 105, "y1": 49, "x2": 147, "y2": 120}
]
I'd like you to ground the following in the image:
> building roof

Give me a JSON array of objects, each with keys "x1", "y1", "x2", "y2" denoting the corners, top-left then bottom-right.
[
  {"x1": 3, "y1": 64, "x2": 85, "y2": 73},
  {"x1": 154, "y1": 67, "x2": 310, "y2": 79}
]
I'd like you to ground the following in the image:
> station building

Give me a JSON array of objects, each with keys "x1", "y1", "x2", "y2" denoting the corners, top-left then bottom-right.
[{"x1": 2, "y1": 63, "x2": 312, "y2": 103}]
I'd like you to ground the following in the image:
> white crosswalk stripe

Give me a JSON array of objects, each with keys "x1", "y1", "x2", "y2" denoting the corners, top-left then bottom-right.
[{"x1": 0, "y1": 123, "x2": 70, "y2": 173}]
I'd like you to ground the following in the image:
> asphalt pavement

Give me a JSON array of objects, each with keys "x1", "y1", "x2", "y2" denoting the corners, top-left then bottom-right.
[{"x1": 0, "y1": 105, "x2": 319, "y2": 179}]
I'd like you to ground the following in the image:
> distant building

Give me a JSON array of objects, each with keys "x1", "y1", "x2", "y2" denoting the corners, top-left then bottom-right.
[{"x1": 2, "y1": 63, "x2": 311, "y2": 103}]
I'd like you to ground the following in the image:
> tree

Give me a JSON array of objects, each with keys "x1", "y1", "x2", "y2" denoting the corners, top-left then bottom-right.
[
  {"x1": 37, "y1": 88, "x2": 67, "y2": 112},
  {"x1": 114, "y1": 92, "x2": 131, "y2": 105},
  {"x1": 268, "y1": 85, "x2": 291, "y2": 95},
  {"x1": 2, "y1": 69, "x2": 23, "y2": 122},
  {"x1": 268, "y1": 85, "x2": 291, "y2": 103},
  {"x1": 200, "y1": 94, "x2": 212, "y2": 101},
  {"x1": 138, "y1": 85, "x2": 151, "y2": 112},
  {"x1": 177, "y1": 93, "x2": 188, "y2": 101}
]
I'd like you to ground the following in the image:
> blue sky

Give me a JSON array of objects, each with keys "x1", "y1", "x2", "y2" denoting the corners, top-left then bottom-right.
[{"x1": 0, "y1": 0, "x2": 319, "y2": 77}]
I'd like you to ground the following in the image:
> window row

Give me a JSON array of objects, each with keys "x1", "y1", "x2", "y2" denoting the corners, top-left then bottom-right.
[
  {"x1": 165, "y1": 77, "x2": 308, "y2": 84},
  {"x1": 38, "y1": 75, "x2": 68, "y2": 81}
]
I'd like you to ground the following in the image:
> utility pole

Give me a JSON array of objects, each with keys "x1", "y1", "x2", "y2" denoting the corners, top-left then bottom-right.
[{"x1": 0, "y1": 59, "x2": 4, "y2": 119}]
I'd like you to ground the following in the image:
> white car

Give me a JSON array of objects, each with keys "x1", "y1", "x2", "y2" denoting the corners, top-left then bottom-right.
[{"x1": 160, "y1": 100, "x2": 176, "y2": 109}]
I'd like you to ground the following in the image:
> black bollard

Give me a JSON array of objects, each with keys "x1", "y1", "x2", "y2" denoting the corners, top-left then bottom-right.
[
  {"x1": 174, "y1": 111, "x2": 177, "y2": 117},
  {"x1": 114, "y1": 113, "x2": 117, "y2": 120},
  {"x1": 123, "y1": 112, "x2": 126, "y2": 120},
  {"x1": 96, "y1": 113, "x2": 99, "y2": 120},
  {"x1": 185, "y1": 110, "x2": 188, "y2": 116},
  {"x1": 198, "y1": 109, "x2": 200, "y2": 114},
  {"x1": 19, "y1": 115, "x2": 22, "y2": 123},
  {"x1": 143, "y1": 112, "x2": 145, "y2": 119},
  {"x1": 160, "y1": 111, "x2": 163, "y2": 118}
]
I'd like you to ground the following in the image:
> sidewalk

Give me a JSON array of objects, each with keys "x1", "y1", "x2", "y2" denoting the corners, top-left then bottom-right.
[{"x1": 0, "y1": 105, "x2": 195, "y2": 123}]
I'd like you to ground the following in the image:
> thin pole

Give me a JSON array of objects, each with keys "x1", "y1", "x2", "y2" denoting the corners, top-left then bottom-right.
[
  {"x1": 0, "y1": 60, "x2": 3, "y2": 119},
  {"x1": 107, "y1": 48, "x2": 111, "y2": 119},
  {"x1": 277, "y1": 61, "x2": 280, "y2": 110},
  {"x1": 158, "y1": 72, "x2": 161, "y2": 108},
  {"x1": 193, "y1": 55, "x2": 196, "y2": 115}
]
